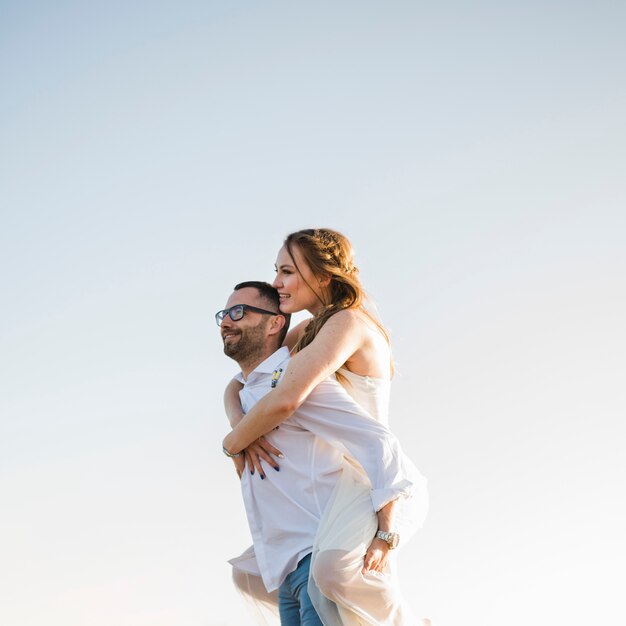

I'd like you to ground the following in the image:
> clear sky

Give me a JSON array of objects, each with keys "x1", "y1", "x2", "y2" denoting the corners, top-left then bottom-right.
[{"x1": 1, "y1": 2, "x2": 624, "y2": 625}]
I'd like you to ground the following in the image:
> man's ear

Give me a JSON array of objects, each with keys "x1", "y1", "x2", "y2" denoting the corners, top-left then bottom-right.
[{"x1": 268, "y1": 314, "x2": 287, "y2": 336}]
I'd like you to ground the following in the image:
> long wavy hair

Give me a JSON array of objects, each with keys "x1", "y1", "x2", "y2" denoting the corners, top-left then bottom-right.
[{"x1": 284, "y1": 228, "x2": 392, "y2": 362}]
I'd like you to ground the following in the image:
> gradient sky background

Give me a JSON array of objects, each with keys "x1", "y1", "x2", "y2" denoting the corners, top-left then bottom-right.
[{"x1": 1, "y1": 2, "x2": 625, "y2": 625}]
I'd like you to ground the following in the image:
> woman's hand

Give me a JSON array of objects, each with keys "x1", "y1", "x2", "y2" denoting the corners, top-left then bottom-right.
[
  {"x1": 232, "y1": 454, "x2": 245, "y2": 479},
  {"x1": 363, "y1": 498, "x2": 396, "y2": 573},
  {"x1": 243, "y1": 436, "x2": 284, "y2": 479},
  {"x1": 362, "y1": 537, "x2": 390, "y2": 574}
]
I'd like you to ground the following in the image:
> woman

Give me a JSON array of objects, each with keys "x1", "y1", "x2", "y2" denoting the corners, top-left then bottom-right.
[{"x1": 224, "y1": 228, "x2": 427, "y2": 625}]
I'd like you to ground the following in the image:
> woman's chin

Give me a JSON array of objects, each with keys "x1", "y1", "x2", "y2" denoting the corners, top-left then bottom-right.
[{"x1": 280, "y1": 300, "x2": 304, "y2": 315}]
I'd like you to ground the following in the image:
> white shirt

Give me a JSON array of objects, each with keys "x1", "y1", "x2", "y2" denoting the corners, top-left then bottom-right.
[{"x1": 232, "y1": 347, "x2": 416, "y2": 592}]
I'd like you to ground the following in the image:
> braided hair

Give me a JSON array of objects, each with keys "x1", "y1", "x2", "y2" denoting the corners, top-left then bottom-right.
[{"x1": 284, "y1": 228, "x2": 391, "y2": 356}]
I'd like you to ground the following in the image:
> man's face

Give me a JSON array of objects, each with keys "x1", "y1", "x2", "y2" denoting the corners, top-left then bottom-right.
[{"x1": 219, "y1": 287, "x2": 274, "y2": 363}]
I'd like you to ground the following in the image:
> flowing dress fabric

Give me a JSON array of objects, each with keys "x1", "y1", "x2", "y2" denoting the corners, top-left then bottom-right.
[
  {"x1": 307, "y1": 368, "x2": 427, "y2": 625},
  {"x1": 231, "y1": 545, "x2": 280, "y2": 624},
  {"x1": 230, "y1": 369, "x2": 428, "y2": 625}
]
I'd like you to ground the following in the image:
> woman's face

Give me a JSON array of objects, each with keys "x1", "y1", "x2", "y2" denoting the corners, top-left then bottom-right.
[{"x1": 273, "y1": 244, "x2": 326, "y2": 315}]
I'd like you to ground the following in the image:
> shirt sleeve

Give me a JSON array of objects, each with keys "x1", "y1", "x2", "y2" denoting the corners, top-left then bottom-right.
[{"x1": 290, "y1": 377, "x2": 422, "y2": 512}]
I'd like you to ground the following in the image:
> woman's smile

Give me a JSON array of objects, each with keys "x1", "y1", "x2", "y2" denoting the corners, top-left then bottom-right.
[{"x1": 273, "y1": 244, "x2": 325, "y2": 314}]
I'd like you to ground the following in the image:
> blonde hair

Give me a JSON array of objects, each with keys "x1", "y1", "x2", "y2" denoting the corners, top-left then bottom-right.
[{"x1": 284, "y1": 228, "x2": 392, "y2": 360}]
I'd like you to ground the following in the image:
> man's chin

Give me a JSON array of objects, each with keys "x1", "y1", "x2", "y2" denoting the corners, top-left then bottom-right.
[
  {"x1": 223, "y1": 343, "x2": 239, "y2": 358},
  {"x1": 222, "y1": 337, "x2": 240, "y2": 356}
]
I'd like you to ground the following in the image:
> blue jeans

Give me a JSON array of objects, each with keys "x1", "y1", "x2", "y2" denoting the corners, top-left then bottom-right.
[{"x1": 278, "y1": 553, "x2": 323, "y2": 625}]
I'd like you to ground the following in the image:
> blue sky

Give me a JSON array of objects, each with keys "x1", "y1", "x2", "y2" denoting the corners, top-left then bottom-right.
[{"x1": 1, "y1": 2, "x2": 625, "y2": 625}]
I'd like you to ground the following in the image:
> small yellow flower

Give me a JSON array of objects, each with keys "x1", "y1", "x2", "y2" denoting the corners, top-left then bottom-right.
[{"x1": 271, "y1": 368, "x2": 283, "y2": 388}]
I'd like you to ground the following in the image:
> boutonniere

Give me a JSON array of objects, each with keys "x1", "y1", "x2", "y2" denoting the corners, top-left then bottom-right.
[{"x1": 271, "y1": 368, "x2": 283, "y2": 388}]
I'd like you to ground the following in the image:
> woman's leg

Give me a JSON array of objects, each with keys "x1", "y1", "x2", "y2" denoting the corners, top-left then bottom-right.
[{"x1": 311, "y1": 547, "x2": 414, "y2": 625}]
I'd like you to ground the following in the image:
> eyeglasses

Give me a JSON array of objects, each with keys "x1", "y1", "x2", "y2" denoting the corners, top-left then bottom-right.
[{"x1": 215, "y1": 304, "x2": 281, "y2": 326}]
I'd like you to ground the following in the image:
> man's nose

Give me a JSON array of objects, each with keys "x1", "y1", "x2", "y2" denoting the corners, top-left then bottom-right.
[{"x1": 220, "y1": 313, "x2": 234, "y2": 329}]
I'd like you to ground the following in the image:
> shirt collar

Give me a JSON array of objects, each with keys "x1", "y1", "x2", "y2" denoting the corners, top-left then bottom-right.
[{"x1": 234, "y1": 346, "x2": 291, "y2": 384}]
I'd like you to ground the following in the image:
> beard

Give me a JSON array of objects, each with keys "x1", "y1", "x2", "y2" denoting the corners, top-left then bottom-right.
[{"x1": 222, "y1": 323, "x2": 267, "y2": 364}]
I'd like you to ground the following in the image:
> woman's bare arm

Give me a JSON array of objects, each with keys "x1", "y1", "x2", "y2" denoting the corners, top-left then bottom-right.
[
  {"x1": 363, "y1": 499, "x2": 398, "y2": 573},
  {"x1": 282, "y1": 318, "x2": 310, "y2": 352},
  {"x1": 223, "y1": 319, "x2": 309, "y2": 428},
  {"x1": 223, "y1": 377, "x2": 284, "y2": 477},
  {"x1": 222, "y1": 310, "x2": 365, "y2": 454},
  {"x1": 224, "y1": 378, "x2": 245, "y2": 427}
]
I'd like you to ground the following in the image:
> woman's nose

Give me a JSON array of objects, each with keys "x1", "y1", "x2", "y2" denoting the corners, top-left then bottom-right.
[{"x1": 272, "y1": 275, "x2": 281, "y2": 288}]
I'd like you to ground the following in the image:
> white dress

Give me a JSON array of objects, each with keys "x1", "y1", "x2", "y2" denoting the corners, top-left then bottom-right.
[{"x1": 232, "y1": 368, "x2": 428, "y2": 625}]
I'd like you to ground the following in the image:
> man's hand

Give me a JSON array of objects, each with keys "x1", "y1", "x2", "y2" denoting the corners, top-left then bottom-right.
[{"x1": 362, "y1": 537, "x2": 390, "y2": 574}]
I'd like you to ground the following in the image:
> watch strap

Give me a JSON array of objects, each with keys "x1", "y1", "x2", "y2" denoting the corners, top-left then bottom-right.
[{"x1": 375, "y1": 530, "x2": 399, "y2": 549}]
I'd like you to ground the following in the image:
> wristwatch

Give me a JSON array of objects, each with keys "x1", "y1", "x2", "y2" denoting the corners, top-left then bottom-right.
[{"x1": 375, "y1": 530, "x2": 400, "y2": 550}]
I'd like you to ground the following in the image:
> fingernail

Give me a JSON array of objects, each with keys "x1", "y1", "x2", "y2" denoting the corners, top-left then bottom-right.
[
  {"x1": 260, "y1": 475, "x2": 265, "y2": 480},
  {"x1": 274, "y1": 467, "x2": 280, "y2": 472},
  {"x1": 277, "y1": 453, "x2": 285, "y2": 459}
]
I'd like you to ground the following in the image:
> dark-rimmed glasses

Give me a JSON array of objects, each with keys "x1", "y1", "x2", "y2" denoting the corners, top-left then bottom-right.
[{"x1": 215, "y1": 304, "x2": 280, "y2": 326}]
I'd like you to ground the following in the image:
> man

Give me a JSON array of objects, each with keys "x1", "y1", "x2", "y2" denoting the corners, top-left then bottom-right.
[{"x1": 217, "y1": 281, "x2": 425, "y2": 625}]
